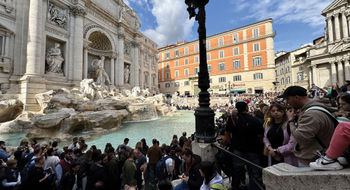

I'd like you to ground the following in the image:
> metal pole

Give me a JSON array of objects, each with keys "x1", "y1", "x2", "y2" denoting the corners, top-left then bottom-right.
[{"x1": 185, "y1": 0, "x2": 215, "y2": 143}]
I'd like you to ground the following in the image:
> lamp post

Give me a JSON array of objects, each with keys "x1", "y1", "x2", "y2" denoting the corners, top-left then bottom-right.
[{"x1": 185, "y1": 0, "x2": 215, "y2": 143}]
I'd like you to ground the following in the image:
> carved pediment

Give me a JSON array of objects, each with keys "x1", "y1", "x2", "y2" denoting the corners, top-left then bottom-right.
[
  {"x1": 329, "y1": 40, "x2": 350, "y2": 54},
  {"x1": 322, "y1": 0, "x2": 348, "y2": 15}
]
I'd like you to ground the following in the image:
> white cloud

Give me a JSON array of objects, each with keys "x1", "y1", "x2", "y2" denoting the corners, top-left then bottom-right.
[
  {"x1": 232, "y1": 0, "x2": 333, "y2": 27},
  {"x1": 143, "y1": 0, "x2": 195, "y2": 47}
]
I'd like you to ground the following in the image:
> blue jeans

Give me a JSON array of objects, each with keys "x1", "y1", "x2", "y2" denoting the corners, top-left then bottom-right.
[
  {"x1": 173, "y1": 182, "x2": 189, "y2": 190},
  {"x1": 231, "y1": 149, "x2": 262, "y2": 190},
  {"x1": 298, "y1": 162, "x2": 310, "y2": 168}
]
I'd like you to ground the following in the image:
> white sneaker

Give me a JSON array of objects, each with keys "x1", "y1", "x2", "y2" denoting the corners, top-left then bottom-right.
[
  {"x1": 310, "y1": 156, "x2": 343, "y2": 171},
  {"x1": 337, "y1": 157, "x2": 348, "y2": 166}
]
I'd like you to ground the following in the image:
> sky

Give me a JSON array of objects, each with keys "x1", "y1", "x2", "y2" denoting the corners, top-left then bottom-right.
[{"x1": 124, "y1": 0, "x2": 334, "y2": 52}]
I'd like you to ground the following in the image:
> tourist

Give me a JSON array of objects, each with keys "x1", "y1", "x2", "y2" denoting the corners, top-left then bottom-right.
[
  {"x1": 157, "y1": 146, "x2": 175, "y2": 181},
  {"x1": 2, "y1": 159, "x2": 21, "y2": 190},
  {"x1": 225, "y1": 101, "x2": 264, "y2": 190},
  {"x1": 147, "y1": 139, "x2": 162, "y2": 185},
  {"x1": 122, "y1": 149, "x2": 136, "y2": 187},
  {"x1": 86, "y1": 151, "x2": 108, "y2": 190},
  {"x1": 279, "y1": 86, "x2": 336, "y2": 167},
  {"x1": 170, "y1": 135, "x2": 179, "y2": 148},
  {"x1": 105, "y1": 146, "x2": 120, "y2": 189},
  {"x1": 117, "y1": 138, "x2": 131, "y2": 153},
  {"x1": 141, "y1": 138, "x2": 149, "y2": 156},
  {"x1": 56, "y1": 149, "x2": 74, "y2": 184},
  {"x1": 263, "y1": 103, "x2": 298, "y2": 166},
  {"x1": 0, "y1": 141, "x2": 10, "y2": 163},
  {"x1": 134, "y1": 147, "x2": 147, "y2": 189},
  {"x1": 173, "y1": 149, "x2": 202, "y2": 190},
  {"x1": 58, "y1": 162, "x2": 81, "y2": 190},
  {"x1": 43, "y1": 148, "x2": 60, "y2": 175},
  {"x1": 68, "y1": 137, "x2": 79, "y2": 150},
  {"x1": 179, "y1": 132, "x2": 187, "y2": 148},
  {"x1": 310, "y1": 93, "x2": 350, "y2": 170},
  {"x1": 157, "y1": 180, "x2": 173, "y2": 190},
  {"x1": 52, "y1": 141, "x2": 63, "y2": 157},
  {"x1": 199, "y1": 161, "x2": 224, "y2": 190},
  {"x1": 26, "y1": 156, "x2": 54, "y2": 190}
]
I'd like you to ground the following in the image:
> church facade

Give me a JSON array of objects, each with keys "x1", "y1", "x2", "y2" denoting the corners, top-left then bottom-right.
[{"x1": 0, "y1": 0, "x2": 158, "y2": 111}]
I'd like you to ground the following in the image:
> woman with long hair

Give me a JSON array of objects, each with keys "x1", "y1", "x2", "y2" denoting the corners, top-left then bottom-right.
[
  {"x1": 199, "y1": 161, "x2": 224, "y2": 190},
  {"x1": 263, "y1": 103, "x2": 298, "y2": 166}
]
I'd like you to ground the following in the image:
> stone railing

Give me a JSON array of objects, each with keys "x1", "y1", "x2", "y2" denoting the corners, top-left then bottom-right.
[
  {"x1": 263, "y1": 163, "x2": 350, "y2": 190},
  {"x1": 0, "y1": 56, "x2": 11, "y2": 73}
]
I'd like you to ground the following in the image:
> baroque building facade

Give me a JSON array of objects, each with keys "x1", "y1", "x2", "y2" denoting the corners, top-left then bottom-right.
[
  {"x1": 0, "y1": 0, "x2": 158, "y2": 111},
  {"x1": 307, "y1": 0, "x2": 350, "y2": 88},
  {"x1": 158, "y1": 19, "x2": 275, "y2": 96}
]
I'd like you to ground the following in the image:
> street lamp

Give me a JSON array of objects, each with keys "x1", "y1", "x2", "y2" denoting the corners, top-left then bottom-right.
[{"x1": 185, "y1": 0, "x2": 215, "y2": 143}]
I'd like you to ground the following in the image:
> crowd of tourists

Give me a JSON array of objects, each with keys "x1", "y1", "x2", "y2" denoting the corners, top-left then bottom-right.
[{"x1": 0, "y1": 81, "x2": 350, "y2": 190}]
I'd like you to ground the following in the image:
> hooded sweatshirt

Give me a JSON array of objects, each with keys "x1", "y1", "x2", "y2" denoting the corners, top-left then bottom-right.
[{"x1": 200, "y1": 173, "x2": 223, "y2": 190}]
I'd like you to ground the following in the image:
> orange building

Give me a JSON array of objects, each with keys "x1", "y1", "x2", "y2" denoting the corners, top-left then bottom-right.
[{"x1": 158, "y1": 19, "x2": 276, "y2": 96}]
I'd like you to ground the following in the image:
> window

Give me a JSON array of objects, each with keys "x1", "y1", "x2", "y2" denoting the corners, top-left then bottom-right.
[
  {"x1": 195, "y1": 56, "x2": 199, "y2": 63},
  {"x1": 184, "y1": 47, "x2": 189, "y2": 54},
  {"x1": 166, "y1": 72, "x2": 170, "y2": 79},
  {"x1": 175, "y1": 50, "x2": 179, "y2": 57},
  {"x1": 253, "y1": 73, "x2": 263, "y2": 80},
  {"x1": 184, "y1": 68, "x2": 189, "y2": 76},
  {"x1": 298, "y1": 66, "x2": 303, "y2": 71},
  {"x1": 281, "y1": 78, "x2": 285, "y2": 85},
  {"x1": 233, "y1": 60, "x2": 241, "y2": 69},
  {"x1": 175, "y1": 70, "x2": 179, "y2": 77},
  {"x1": 175, "y1": 60, "x2": 179, "y2": 66},
  {"x1": 219, "y1": 51, "x2": 224, "y2": 58},
  {"x1": 286, "y1": 66, "x2": 290, "y2": 73},
  {"x1": 233, "y1": 34, "x2": 238, "y2": 42},
  {"x1": 165, "y1": 83, "x2": 170, "y2": 88},
  {"x1": 206, "y1": 41, "x2": 210, "y2": 49},
  {"x1": 233, "y1": 75, "x2": 242, "y2": 81},
  {"x1": 253, "y1": 43, "x2": 260, "y2": 52},
  {"x1": 219, "y1": 62, "x2": 225, "y2": 71},
  {"x1": 166, "y1": 62, "x2": 170, "y2": 68},
  {"x1": 184, "y1": 58, "x2": 189, "y2": 65},
  {"x1": 152, "y1": 76, "x2": 155, "y2": 85},
  {"x1": 219, "y1": 77, "x2": 226, "y2": 83},
  {"x1": 275, "y1": 70, "x2": 278, "y2": 76},
  {"x1": 208, "y1": 64, "x2": 212, "y2": 73},
  {"x1": 165, "y1": 52, "x2": 170, "y2": 59},
  {"x1": 194, "y1": 67, "x2": 199, "y2": 75},
  {"x1": 280, "y1": 68, "x2": 284, "y2": 75},
  {"x1": 207, "y1": 53, "x2": 211, "y2": 61},
  {"x1": 286, "y1": 76, "x2": 291, "y2": 84},
  {"x1": 184, "y1": 81, "x2": 189, "y2": 86},
  {"x1": 253, "y1": 28, "x2": 259, "y2": 38},
  {"x1": 175, "y1": 82, "x2": 180, "y2": 87},
  {"x1": 297, "y1": 72, "x2": 304, "y2": 81},
  {"x1": 253, "y1": 56, "x2": 262, "y2": 66},
  {"x1": 219, "y1": 38, "x2": 224, "y2": 47},
  {"x1": 233, "y1": 47, "x2": 239, "y2": 56},
  {"x1": 195, "y1": 44, "x2": 199, "y2": 52}
]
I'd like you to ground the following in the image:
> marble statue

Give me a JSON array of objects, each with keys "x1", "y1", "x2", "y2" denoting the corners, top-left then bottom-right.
[
  {"x1": 46, "y1": 43, "x2": 64, "y2": 73},
  {"x1": 119, "y1": 4, "x2": 126, "y2": 22},
  {"x1": 48, "y1": 3, "x2": 67, "y2": 27},
  {"x1": 124, "y1": 64, "x2": 130, "y2": 84},
  {"x1": 92, "y1": 56, "x2": 111, "y2": 87}
]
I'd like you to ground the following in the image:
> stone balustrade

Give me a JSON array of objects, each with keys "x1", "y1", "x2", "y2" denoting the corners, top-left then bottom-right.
[{"x1": 263, "y1": 163, "x2": 350, "y2": 190}]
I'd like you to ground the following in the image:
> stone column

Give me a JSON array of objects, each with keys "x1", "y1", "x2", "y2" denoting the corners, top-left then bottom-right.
[
  {"x1": 308, "y1": 67, "x2": 312, "y2": 87},
  {"x1": 139, "y1": 48, "x2": 144, "y2": 89},
  {"x1": 26, "y1": 0, "x2": 44, "y2": 75},
  {"x1": 110, "y1": 57, "x2": 115, "y2": 85},
  {"x1": 83, "y1": 47, "x2": 88, "y2": 79},
  {"x1": 328, "y1": 17, "x2": 334, "y2": 42},
  {"x1": 342, "y1": 12, "x2": 349, "y2": 38},
  {"x1": 331, "y1": 61, "x2": 337, "y2": 86},
  {"x1": 312, "y1": 65, "x2": 317, "y2": 85},
  {"x1": 132, "y1": 42, "x2": 139, "y2": 87},
  {"x1": 334, "y1": 13, "x2": 341, "y2": 40},
  {"x1": 71, "y1": 3, "x2": 86, "y2": 83},
  {"x1": 338, "y1": 61, "x2": 344, "y2": 84},
  {"x1": 344, "y1": 59, "x2": 350, "y2": 81},
  {"x1": 117, "y1": 32, "x2": 125, "y2": 87}
]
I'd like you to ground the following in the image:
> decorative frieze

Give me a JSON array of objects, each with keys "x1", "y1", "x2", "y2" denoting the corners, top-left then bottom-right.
[
  {"x1": 48, "y1": 2, "x2": 68, "y2": 29},
  {"x1": 70, "y1": 5, "x2": 86, "y2": 17}
]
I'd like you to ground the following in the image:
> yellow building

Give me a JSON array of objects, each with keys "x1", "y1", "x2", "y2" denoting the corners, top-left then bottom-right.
[{"x1": 158, "y1": 19, "x2": 276, "y2": 96}]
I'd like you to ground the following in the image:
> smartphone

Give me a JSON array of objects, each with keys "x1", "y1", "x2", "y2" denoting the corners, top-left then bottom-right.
[{"x1": 44, "y1": 167, "x2": 53, "y2": 175}]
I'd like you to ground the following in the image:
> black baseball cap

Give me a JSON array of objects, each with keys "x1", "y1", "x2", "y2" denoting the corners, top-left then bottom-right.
[{"x1": 277, "y1": 86, "x2": 307, "y2": 99}]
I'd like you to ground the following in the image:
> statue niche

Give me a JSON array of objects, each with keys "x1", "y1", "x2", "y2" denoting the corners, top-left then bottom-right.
[
  {"x1": 46, "y1": 42, "x2": 64, "y2": 74},
  {"x1": 124, "y1": 64, "x2": 130, "y2": 84},
  {"x1": 91, "y1": 56, "x2": 111, "y2": 88}
]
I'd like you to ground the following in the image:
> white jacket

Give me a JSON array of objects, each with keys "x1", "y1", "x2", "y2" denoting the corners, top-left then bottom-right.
[{"x1": 200, "y1": 173, "x2": 223, "y2": 190}]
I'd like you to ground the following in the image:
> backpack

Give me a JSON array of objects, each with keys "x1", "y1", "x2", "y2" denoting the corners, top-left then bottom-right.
[
  {"x1": 155, "y1": 156, "x2": 171, "y2": 181},
  {"x1": 305, "y1": 106, "x2": 350, "y2": 125},
  {"x1": 20, "y1": 156, "x2": 35, "y2": 184},
  {"x1": 210, "y1": 184, "x2": 227, "y2": 190}
]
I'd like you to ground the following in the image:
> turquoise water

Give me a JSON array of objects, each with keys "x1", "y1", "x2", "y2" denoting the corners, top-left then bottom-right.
[
  {"x1": 0, "y1": 133, "x2": 26, "y2": 146},
  {"x1": 87, "y1": 111, "x2": 196, "y2": 149}
]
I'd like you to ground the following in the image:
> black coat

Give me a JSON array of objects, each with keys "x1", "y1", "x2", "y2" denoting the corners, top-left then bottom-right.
[{"x1": 185, "y1": 154, "x2": 203, "y2": 190}]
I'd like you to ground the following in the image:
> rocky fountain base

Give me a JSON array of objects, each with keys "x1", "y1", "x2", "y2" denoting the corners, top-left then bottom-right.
[{"x1": 0, "y1": 79, "x2": 177, "y2": 143}]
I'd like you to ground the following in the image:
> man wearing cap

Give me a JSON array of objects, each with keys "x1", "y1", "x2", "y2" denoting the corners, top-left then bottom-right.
[{"x1": 279, "y1": 86, "x2": 336, "y2": 167}]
